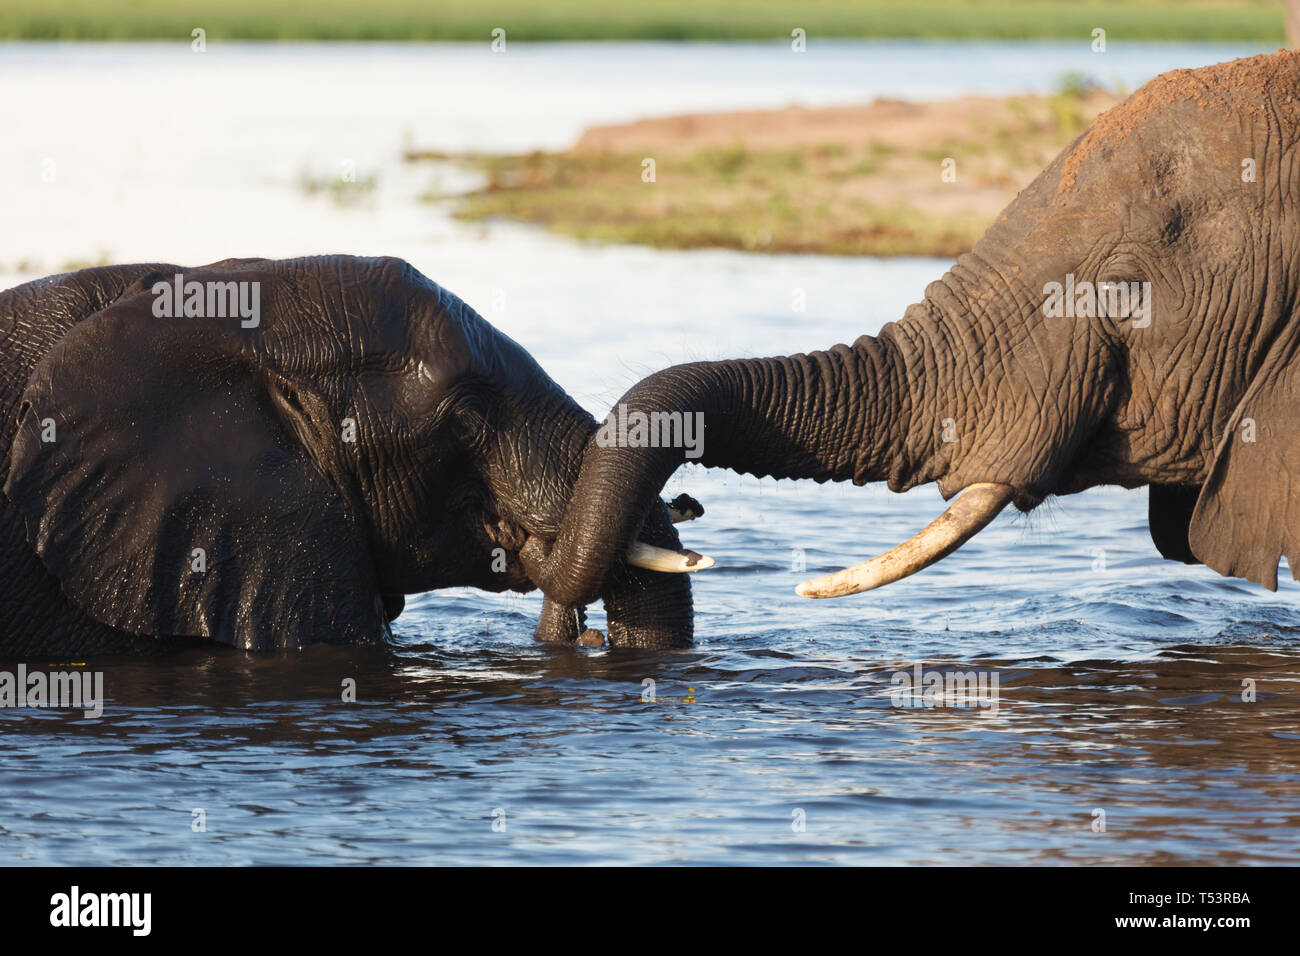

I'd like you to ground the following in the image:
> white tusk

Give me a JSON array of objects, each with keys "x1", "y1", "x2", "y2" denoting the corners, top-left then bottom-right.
[
  {"x1": 795, "y1": 482, "x2": 1015, "y2": 599},
  {"x1": 626, "y1": 541, "x2": 715, "y2": 573}
]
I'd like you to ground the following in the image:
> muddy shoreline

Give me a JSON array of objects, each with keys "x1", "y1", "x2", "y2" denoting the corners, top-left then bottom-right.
[{"x1": 413, "y1": 83, "x2": 1120, "y2": 257}]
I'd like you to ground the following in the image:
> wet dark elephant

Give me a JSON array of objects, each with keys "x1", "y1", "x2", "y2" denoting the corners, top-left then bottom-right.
[
  {"x1": 519, "y1": 50, "x2": 1300, "y2": 610},
  {"x1": 0, "y1": 255, "x2": 705, "y2": 655}
]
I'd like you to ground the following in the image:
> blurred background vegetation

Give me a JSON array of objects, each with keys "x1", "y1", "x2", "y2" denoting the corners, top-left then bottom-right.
[
  {"x1": 15, "y1": 1, "x2": 1290, "y2": 257},
  {"x1": 0, "y1": 0, "x2": 1288, "y2": 43},
  {"x1": 421, "y1": 75, "x2": 1120, "y2": 257}
]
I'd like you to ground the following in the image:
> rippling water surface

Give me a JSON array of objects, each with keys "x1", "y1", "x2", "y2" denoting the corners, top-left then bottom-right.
[{"x1": 2, "y1": 40, "x2": 1298, "y2": 865}]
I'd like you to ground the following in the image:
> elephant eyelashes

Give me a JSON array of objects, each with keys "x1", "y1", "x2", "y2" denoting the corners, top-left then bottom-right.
[{"x1": 438, "y1": 386, "x2": 492, "y2": 447}]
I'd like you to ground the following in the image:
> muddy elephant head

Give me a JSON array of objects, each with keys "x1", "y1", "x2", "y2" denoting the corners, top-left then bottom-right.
[
  {"x1": 2, "y1": 255, "x2": 698, "y2": 650},
  {"x1": 523, "y1": 51, "x2": 1300, "y2": 608}
]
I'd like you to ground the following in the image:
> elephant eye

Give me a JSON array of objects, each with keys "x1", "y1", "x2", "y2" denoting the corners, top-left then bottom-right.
[
  {"x1": 1095, "y1": 281, "x2": 1131, "y2": 318},
  {"x1": 1092, "y1": 276, "x2": 1154, "y2": 324},
  {"x1": 1159, "y1": 207, "x2": 1187, "y2": 245},
  {"x1": 438, "y1": 382, "x2": 492, "y2": 449}
]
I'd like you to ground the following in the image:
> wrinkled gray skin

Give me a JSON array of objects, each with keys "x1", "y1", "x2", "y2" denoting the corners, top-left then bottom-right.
[
  {"x1": 0, "y1": 255, "x2": 690, "y2": 655},
  {"x1": 524, "y1": 51, "x2": 1300, "y2": 608}
]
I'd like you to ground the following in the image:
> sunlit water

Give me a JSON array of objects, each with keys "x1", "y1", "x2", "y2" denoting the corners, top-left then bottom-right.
[{"x1": 2, "y1": 40, "x2": 1298, "y2": 865}]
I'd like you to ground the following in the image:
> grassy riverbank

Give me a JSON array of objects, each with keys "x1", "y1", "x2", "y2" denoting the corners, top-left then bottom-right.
[
  {"x1": 0, "y1": 1, "x2": 1284, "y2": 42},
  {"x1": 412, "y1": 79, "x2": 1121, "y2": 258}
]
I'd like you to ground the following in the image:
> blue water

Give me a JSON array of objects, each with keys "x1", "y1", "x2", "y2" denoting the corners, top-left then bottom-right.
[{"x1": 2, "y1": 39, "x2": 1298, "y2": 865}]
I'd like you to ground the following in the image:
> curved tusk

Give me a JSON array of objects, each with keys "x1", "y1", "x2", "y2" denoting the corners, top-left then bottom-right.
[
  {"x1": 626, "y1": 541, "x2": 715, "y2": 573},
  {"x1": 796, "y1": 482, "x2": 1015, "y2": 599}
]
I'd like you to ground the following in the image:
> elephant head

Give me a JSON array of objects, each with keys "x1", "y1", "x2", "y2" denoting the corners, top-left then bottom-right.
[
  {"x1": 1, "y1": 255, "x2": 702, "y2": 650},
  {"x1": 522, "y1": 50, "x2": 1300, "y2": 608}
]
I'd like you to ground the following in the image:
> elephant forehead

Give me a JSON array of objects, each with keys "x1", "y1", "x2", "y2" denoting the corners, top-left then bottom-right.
[
  {"x1": 1059, "y1": 50, "x2": 1300, "y2": 197},
  {"x1": 283, "y1": 257, "x2": 492, "y2": 388},
  {"x1": 403, "y1": 283, "x2": 500, "y2": 390},
  {"x1": 197, "y1": 255, "x2": 535, "y2": 399}
]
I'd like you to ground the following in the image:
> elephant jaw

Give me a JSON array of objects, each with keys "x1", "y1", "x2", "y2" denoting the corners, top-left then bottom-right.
[
  {"x1": 521, "y1": 495, "x2": 714, "y2": 582},
  {"x1": 795, "y1": 482, "x2": 1015, "y2": 599}
]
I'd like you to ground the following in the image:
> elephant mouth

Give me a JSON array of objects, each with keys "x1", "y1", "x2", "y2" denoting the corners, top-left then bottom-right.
[
  {"x1": 794, "y1": 482, "x2": 1016, "y2": 599},
  {"x1": 478, "y1": 516, "x2": 539, "y2": 591},
  {"x1": 487, "y1": 491, "x2": 715, "y2": 595}
]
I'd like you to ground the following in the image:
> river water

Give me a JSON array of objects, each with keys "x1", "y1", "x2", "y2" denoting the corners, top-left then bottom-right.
[{"x1": 2, "y1": 39, "x2": 1298, "y2": 865}]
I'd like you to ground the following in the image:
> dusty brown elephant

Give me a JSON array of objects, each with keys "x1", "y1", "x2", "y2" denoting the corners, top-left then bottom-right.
[{"x1": 520, "y1": 50, "x2": 1300, "y2": 612}]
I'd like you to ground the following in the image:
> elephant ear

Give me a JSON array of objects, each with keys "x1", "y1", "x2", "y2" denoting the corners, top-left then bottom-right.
[
  {"x1": 2, "y1": 288, "x2": 386, "y2": 649},
  {"x1": 1188, "y1": 337, "x2": 1300, "y2": 591}
]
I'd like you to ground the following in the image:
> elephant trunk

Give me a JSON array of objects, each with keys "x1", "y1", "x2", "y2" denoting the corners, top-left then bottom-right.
[
  {"x1": 525, "y1": 322, "x2": 1029, "y2": 608},
  {"x1": 523, "y1": 339, "x2": 909, "y2": 608},
  {"x1": 491, "y1": 387, "x2": 693, "y2": 646}
]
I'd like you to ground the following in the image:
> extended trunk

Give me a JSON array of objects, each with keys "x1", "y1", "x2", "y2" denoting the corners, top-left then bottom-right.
[
  {"x1": 522, "y1": 337, "x2": 907, "y2": 608},
  {"x1": 526, "y1": 266, "x2": 1114, "y2": 609}
]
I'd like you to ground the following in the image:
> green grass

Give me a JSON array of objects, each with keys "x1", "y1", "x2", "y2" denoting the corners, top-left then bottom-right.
[
  {"x1": 416, "y1": 77, "x2": 1119, "y2": 257},
  {"x1": 437, "y1": 150, "x2": 995, "y2": 257},
  {"x1": 0, "y1": 0, "x2": 1285, "y2": 42}
]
